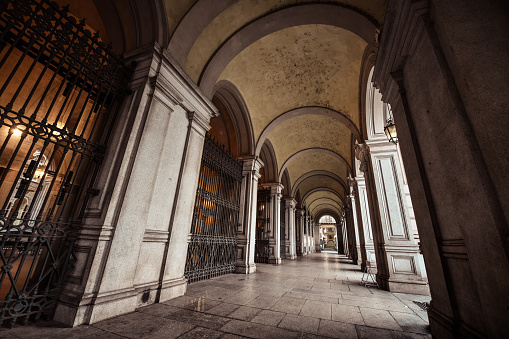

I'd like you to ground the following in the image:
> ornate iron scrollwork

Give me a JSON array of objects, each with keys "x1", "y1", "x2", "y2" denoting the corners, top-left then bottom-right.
[
  {"x1": 0, "y1": 0, "x2": 132, "y2": 326},
  {"x1": 184, "y1": 135, "x2": 242, "y2": 283}
]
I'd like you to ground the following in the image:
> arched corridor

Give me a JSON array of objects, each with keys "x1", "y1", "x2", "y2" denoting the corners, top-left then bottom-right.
[
  {"x1": 1, "y1": 252, "x2": 431, "y2": 338},
  {"x1": 0, "y1": 0, "x2": 508, "y2": 337}
]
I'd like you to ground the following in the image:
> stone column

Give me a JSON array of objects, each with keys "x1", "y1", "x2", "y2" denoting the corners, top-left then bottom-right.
[
  {"x1": 341, "y1": 217, "x2": 349, "y2": 257},
  {"x1": 345, "y1": 197, "x2": 358, "y2": 265},
  {"x1": 356, "y1": 143, "x2": 428, "y2": 294},
  {"x1": 304, "y1": 213, "x2": 311, "y2": 254},
  {"x1": 349, "y1": 179, "x2": 367, "y2": 270},
  {"x1": 54, "y1": 44, "x2": 217, "y2": 325},
  {"x1": 236, "y1": 157, "x2": 263, "y2": 274},
  {"x1": 314, "y1": 222, "x2": 321, "y2": 252},
  {"x1": 356, "y1": 175, "x2": 376, "y2": 268},
  {"x1": 285, "y1": 198, "x2": 297, "y2": 259},
  {"x1": 262, "y1": 182, "x2": 283, "y2": 264},
  {"x1": 296, "y1": 209, "x2": 303, "y2": 256}
]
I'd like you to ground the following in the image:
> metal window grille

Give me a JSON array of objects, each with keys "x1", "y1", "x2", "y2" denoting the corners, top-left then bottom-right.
[
  {"x1": 184, "y1": 134, "x2": 242, "y2": 283},
  {"x1": 0, "y1": 0, "x2": 131, "y2": 326}
]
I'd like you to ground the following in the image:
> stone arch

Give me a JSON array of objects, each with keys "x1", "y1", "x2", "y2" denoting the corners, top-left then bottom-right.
[
  {"x1": 302, "y1": 188, "x2": 345, "y2": 206},
  {"x1": 259, "y1": 140, "x2": 278, "y2": 183},
  {"x1": 212, "y1": 80, "x2": 255, "y2": 156},
  {"x1": 94, "y1": 0, "x2": 169, "y2": 53},
  {"x1": 278, "y1": 147, "x2": 352, "y2": 181},
  {"x1": 197, "y1": 3, "x2": 377, "y2": 96},
  {"x1": 281, "y1": 169, "x2": 291, "y2": 197},
  {"x1": 312, "y1": 204, "x2": 342, "y2": 219},
  {"x1": 257, "y1": 107, "x2": 361, "y2": 157},
  {"x1": 314, "y1": 209, "x2": 342, "y2": 224},
  {"x1": 292, "y1": 170, "x2": 347, "y2": 198}
]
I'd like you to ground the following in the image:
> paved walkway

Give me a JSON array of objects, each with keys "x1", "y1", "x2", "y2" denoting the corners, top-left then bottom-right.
[{"x1": 2, "y1": 253, "x2": 431, "y2": 338}]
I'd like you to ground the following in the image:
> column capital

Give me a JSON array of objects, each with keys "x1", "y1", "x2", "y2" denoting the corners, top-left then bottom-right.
[
  {"x1": 354, "y1": 143, "x2": 370, "y2": 173},
  {"x1": 261, "y1": 182, "x2": 284, "y2": 197},
  {"x1": 284, "y1": 197, "x2": 297, "y2": 209},
  {"x1": 240, "y1": 156, "x2": 264, "y2": 179}
]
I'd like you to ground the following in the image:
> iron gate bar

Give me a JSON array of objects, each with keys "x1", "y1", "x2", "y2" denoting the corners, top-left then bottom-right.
[
  {"x1": 0, "y1": 0, "x2": 132, "y2": 326},
  {"x1": 185, "y1": 134, "x2": 242, "y2": 283}
]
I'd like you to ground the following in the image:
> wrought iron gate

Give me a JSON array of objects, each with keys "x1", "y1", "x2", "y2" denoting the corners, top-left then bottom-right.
[
  {"x1": 255, "y1": 189, "x2": 270, "y2": 263},
  {"x1": 0, "y1": 0, "x2": 131, "y2": 325},
  {"x1": 184, "y1": 135, "x2": 242, "y2": 283},
  {"x1": 280, "y1": 198, "x2": 286, "y2": 259}
]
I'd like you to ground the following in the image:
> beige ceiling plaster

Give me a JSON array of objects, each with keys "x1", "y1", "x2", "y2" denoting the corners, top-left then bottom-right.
[
  {"x1": 314, "y1": 206, "x2": 342, "y2": 218},
  {"x1": 267, "y1": 114, "x2": 352, "y2": 170},
  {"x1": 216, "y1": 25, "x2": 366, "y2": 140},
  {"x1": 298, "y1": 176, "x2": 344, "y2": 202},
  {"x1": 164, "y1": 0, "x2": 197, "y2": 36},
  {"x1": 309, "y1": 198, "x2": 342, "y2": 212},
  {"x1": 305, "y1": 191, "x2": 342, "y2": 207},
  {"x1": 286, "y1": 151, "x2": 348, "y2": 188},
  {"x1": 183, "y1": 0, "x2": 383, "y2": 81}
]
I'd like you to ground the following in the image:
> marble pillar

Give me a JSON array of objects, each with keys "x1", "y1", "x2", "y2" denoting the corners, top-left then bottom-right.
[
  {"x1": 285, "y1": 198, "x2": 297, "y2": 259},
  {"x1": 262, "y1": 183, "x2": 283, "y2": 265},
  {"x1": 236, "y1": 157, "x2": 263, "y2": 274},
  {"x1": 296, "y1": 209, "x2": 303, "y2": 256},
  {"x1": 356, "y1": 143, "x2": 428, "y2": 294},
  {"x1": 54, "y1": 44, "x2": 217, "y2": 325}
]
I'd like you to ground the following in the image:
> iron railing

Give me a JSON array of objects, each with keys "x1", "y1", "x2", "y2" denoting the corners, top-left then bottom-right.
[
  {"x1": 184, "y1": 134, "x2": 242, "y2": 283},
  {"x1": 0, "y1": 0, "x2": 131, "y2": 326}
]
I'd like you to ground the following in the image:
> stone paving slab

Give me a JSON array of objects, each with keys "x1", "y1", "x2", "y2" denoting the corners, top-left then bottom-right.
[{"x1": 0, "y1": 253, "x2": 431, "y2": 339}]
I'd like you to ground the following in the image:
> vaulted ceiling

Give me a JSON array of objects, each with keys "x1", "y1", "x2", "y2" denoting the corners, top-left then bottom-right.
[{"x1": 165, "y1": 0, "x2": 387, "y2": 216}]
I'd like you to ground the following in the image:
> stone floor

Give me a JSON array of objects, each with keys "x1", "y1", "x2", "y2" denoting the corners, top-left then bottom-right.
[{"x1": 1, "y1": 253, "x2": 431, "y2": 338}]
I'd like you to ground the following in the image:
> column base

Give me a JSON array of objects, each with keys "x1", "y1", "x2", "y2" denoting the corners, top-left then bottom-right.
[
  {"x1": 387, "y1": 279, "x2": 430, "y2": 295},
  {"x1": 268, "y1": 257, "x2": 282, "y2": 265},
  {"x1": 235, "y1": 263, "x2": 257, "y2": 274},
  {"x1": 158, "y1": 276, "x2": 188, "y2": 302},
  {"x1": 289, "y1": 254, "x2": 297, "y2": 259},
  {"x1": 54, "y1": 286, "x2": 138, "y2": 326}
]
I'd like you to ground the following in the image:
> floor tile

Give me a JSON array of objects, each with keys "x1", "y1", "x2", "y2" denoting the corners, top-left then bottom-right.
[
  {"x1": 270, "y1": 296, "x2": 306, "y2": 314},
  {"x1": 331, "y1": 304, "x2": 365, "y2": 325},
  {"x1": 220, "y1": 319, "x2": 301, "y2": 339},
  {"x1": 278, "y1": 313, "x2": 320, "y2": 334},
  {"x1": 170, "y1": 308, "x2": 231, "y2": 330},
  {"x1": 390, "y1": 311, "x2": 431, "y2": 334},
  {"x1": 250, "y1": 309, "x2": 286, "y2": 327},
  {"x1": 228, "y1": 306, "x2": 262, "y2": 321},
  {"x1": 318, "y1": 319, "x2": 358, "y2": 339},
  {"x1": 206, "y1": 302, "x2": 241, "y2": 317},
  {"x1": 246, "y1": 294, "x2": 280, "y2": 309},
  {"x1": 299, "y1": 300, "x2": 332, "y2": 320},
  {"x1": 175, "y1": 326, "x2": 223, "y2": 339},
  {"x1": 359, "y1": 307, "x2": 402, "y2": 331}
]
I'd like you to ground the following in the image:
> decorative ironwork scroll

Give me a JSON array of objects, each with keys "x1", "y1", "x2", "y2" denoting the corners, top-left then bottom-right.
[
  {"x1": 0, "y1": 0, "x2": 131, "y2": 326},
  {"x1": 184, "y1": 135, "x2": 242, "y2": 283},
  {"x1": 255, "y1": 189, "x2": 270, "y2": 263}
]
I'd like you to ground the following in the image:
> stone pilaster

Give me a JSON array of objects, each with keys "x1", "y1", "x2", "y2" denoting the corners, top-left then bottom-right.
[
  {"x1": 285, "y1": 198, "x2": 297, "y2": 259},
  {"x1": 356, "y1": 175, "x2": 376, "y2": 267},
  {"x1": 296, "y1": 209, "x2": 303, "y2": 256},
  {"x1": 236, "y1": 156, "x2": 263, "y2": 273},
  {"x1": 367, "y1": 139, "x2": 429, "y2": 295},
  {"x1": 349, "y1": 178, "x2": 367, "y2": 270},
  {"x1": 314, "y1": 222, "x2": 321, "y2": 253},
  {"x1": 262, "y1": 182, "x2": 283, "y2": 265},
  {"x1": 344, "y1": 197, "x2": 358, "y2": 265},
  {"x1": 54, "y1": 43, "x2": 217, "y2": 325}
]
